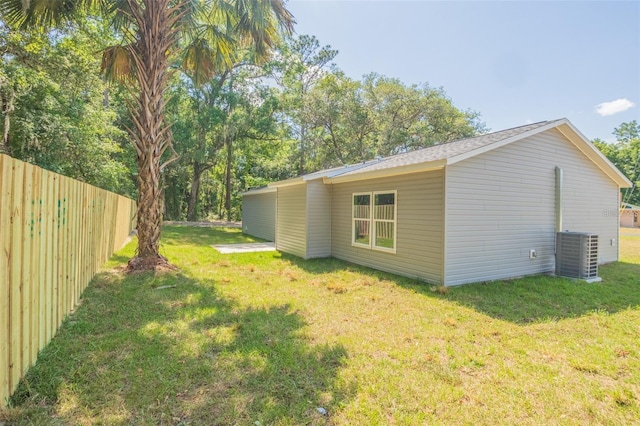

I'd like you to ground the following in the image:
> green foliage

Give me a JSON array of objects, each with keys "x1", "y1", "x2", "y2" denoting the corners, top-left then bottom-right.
[
  {"x1": 299, "y1": 71, "x2": 485, "y2": 171},
  {"x1": 593, "y1": 120, "x2": 640, "y2": 205},
  {"x1": 165, "y1": 58, "x2": 290, "y2": 221},
  {"x1": 1, "y1": 19, "x2": 486, "y2": 222},
  {"x1": 0, "y1": 19, "x2": 136, "y2": 196}
]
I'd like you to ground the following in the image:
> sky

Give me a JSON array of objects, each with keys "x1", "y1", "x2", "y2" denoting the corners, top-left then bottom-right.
[{"x1": 286, "y1": 0, "x2": 640, "y2": 142}]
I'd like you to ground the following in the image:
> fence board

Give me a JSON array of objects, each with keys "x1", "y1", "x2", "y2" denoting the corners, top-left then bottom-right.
[
  {"x1": 28, "y1": 166, "x2": 41, "y2": 366},
  {"x1": 0, "y1": 154, "x2": 136, "y2": 406},
  {"x1": 10, "y1": 159, "x2": 25, "y2": 393},
  {"x1": 0, "y1": 156, "x2": 12, "y2": 405},
  {"x1": 21, "y1": 163, "x2": 33, "y2": 372}
]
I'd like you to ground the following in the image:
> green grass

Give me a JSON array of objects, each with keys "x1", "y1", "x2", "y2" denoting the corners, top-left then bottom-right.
[{"x1": 2, "y1": 225, "x2": 640, "y2": 425}]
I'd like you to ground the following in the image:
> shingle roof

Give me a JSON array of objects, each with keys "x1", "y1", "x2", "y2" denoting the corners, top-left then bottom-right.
[
  {"x1": 265, "y1": 160, "x2": 379, "y2": 187},
  {"x1": 252, "y1": 117, "x2": 630, "y2": 190},
  {"x1": 300, "y1": 160, "x2": 378, "y2": 180},
  {"x1": 339, "y1": 119, "x2": 565, "y2": 177}
]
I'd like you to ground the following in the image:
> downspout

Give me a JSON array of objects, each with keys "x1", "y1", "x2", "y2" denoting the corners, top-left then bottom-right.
[
  {"x1": 441, "y1": 166, "x2": 448, "y2": 286},
  {"x1": 555, "y1": 167, "x2": 563, "y2": 233},
  {"x1": 555, "y1": 167, "x2": 563, "y2": 263}
]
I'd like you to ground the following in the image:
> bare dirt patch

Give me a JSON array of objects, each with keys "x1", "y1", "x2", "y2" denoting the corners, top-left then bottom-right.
[{"x1": 126, "y1": 255, "x2": 177, "y2": 273}]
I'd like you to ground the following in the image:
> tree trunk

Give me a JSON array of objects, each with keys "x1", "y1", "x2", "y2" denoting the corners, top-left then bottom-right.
[
  {"x1": 224, "y1": 135, "x2": 232, "y2": 221},
  {"x1": 187, "y1": 162, "x2": 202, "y2": 221},
  {"x1": 135, "y1": 150, "x2": 164, "y2": 258},
  {"x1": 298, "y1": 125, "x2": 306, "y2": 175},
  {"x1": 0, "y1": 90, "x2": 15, "y2": 155},
  {"x1": 126, "y1": 0, "x2": 177, "y2": 270}
]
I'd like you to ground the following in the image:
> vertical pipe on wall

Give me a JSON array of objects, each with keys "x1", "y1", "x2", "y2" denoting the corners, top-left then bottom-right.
[{"x1": 555, "y1": 167, "x2": 563, "y2": 233}]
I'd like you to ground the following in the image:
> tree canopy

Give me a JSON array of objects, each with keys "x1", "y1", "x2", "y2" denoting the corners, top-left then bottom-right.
[
  {"x1": 2, "y1": 0, "x2": 294, "y2": 270},
  {"x1": 593, "y1": 120, "x2": 640, "y2": 206},
  {"x1": 2, "y1": 7, "x2": 493, "y2": 229}
]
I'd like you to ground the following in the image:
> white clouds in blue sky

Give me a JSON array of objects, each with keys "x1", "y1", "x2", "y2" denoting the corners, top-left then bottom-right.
[{"x1": 594, "y1": 99, "x2": 636, "y2": 117}]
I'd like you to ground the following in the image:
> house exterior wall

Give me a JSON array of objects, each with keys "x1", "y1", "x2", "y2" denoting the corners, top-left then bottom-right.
[
  {"x1": 306, "y1": 180, "x2": 332, "y2": 258},
  {"x1": 330, "y1": 170, "x2": 444, "y2": 283},
  {"x1": 276, "y1": 184, "x2": 307, "y2": 258},
  {"x1": 445, "y1": 128, "x2": 620, "y2": 286},
  {"x1": 241, "y1": 192, "x2": 276, "y2": 241}
]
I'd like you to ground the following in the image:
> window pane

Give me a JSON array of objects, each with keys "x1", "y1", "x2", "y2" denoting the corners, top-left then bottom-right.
[
  {"x1": 354, "y1": 220, "x2": 370, "y2": 245},
  {"x1": 375, "y1": 222, "x2": 394, "y2": 249},
  {"x1": 374, "y1": 193, "x2": 395, "y2": 219},
  {"x1": 353, "y1": 194, "x2": 370, "y2": 218}
]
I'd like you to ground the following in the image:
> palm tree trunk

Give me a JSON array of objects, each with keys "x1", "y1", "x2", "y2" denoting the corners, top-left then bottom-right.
[
  {"x1": 126, "y1": 0, "x2": 176, "y2": 269},
  {"x1": 136, "y1": 150, "x2": 164, "y2": 257}
]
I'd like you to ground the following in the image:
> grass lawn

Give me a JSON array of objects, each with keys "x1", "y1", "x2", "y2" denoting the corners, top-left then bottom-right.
[{"x1": 2, "y1": 226, "x2": 639, "y2": 425}]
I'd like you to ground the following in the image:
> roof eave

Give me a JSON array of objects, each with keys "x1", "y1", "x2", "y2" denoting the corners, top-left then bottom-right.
[
  {"x1": 554, "y1": 122, "x2": 633, "y2": 188},
  {"x1": 267, "y1": 176, "x2": 305, "y2": 188},
  {"x1": 446, "y1": 119, "x2": 570, "y2": 166},
  {"x1": 240, "y1": 186, "x2": 277, "y2": 196},
  {"x1": 325, "y1": 160, "x2": 447, "y2": 184},
  {"x1": 444, "y1": 118, "x2": 632, "y2": 188}
]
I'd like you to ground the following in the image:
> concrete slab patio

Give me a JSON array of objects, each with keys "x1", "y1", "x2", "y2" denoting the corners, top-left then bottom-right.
[{"x1": 212, "y1": 242, "x2": 276, "y2": 254}]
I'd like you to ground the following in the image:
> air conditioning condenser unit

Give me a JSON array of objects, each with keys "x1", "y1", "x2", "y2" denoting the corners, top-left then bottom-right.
[{"x1": 556, "y1": 232, "x2": 601, "y2": 283}]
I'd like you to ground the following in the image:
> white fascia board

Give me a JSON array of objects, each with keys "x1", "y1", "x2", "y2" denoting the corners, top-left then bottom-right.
[
  {"x1": 555, "y1": 122, "x2": 633, "y2": 188},
  {"x1": 325, "y1": 160, "x2": 447, "y2": 184},
  {"x1": 446, "y1": 119, "x2": 570, "y2": 166},
  {"x1": 267, "y1": 176, "x2": 305, "y2": 188},
  {"x1": 240, "y1": 186, "x2": 277, "y2": 196}
]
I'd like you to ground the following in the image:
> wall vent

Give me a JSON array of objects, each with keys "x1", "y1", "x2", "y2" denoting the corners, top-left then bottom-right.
[{"x1": 556, "y1": 232, "x2": 600, "y2": 282}]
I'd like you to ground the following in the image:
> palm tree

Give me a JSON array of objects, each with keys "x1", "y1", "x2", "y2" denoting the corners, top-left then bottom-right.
[{"x1": 2, "y1": 0, "x2": 294, "y2": 270}]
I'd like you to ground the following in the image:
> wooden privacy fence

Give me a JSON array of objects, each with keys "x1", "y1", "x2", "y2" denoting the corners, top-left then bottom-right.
[{"x1": 0, "y1": 154, "x2": 137, "y2": 407}]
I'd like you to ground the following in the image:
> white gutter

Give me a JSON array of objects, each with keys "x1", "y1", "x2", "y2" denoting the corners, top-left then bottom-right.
[
  {"x1": 240, "y1": 186, "x2": 277, "y2": 196},
  {"x1": 325, "y1": 160, "x2": 447, "y2": 184}
]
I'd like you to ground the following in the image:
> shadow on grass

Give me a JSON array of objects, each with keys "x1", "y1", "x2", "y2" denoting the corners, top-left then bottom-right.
[
  {"x1": 270, "y1": 249, "x2": 640, "y2": 326},
  {"x1": 9, "y1": 267, "x2": 350, "y2": 424},
  {"x1": 107, "y1": 253, "x2": 132, "y2": 264},
  {"x1": 398, "y1": 261, "x2": 640, "y2": 325},
  {"x1": 273, "y1": 251, "x2": 640, "y2": 325}
]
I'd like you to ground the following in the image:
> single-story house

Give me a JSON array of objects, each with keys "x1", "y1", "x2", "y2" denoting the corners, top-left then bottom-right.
[
  {"x1": 620, "y1": 202, "x2": 640, "y2": 228},
  {"x1": 242, "y1": 118, "x2": 632, "y2": 286}
]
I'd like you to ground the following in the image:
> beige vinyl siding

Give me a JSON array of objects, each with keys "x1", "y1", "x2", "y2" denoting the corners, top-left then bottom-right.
[
  {"x1": 306, "y1": 180, "x2": 332, "y2": 258},
  {"x1": 331, "y1": 170, "x2": 444, "y2": 283},
  {"x1": 242, "y1": 192, "x2": 276, "y2": 241},
  {"x1": 276, "y1": 184, "x2": 307, "y2": 258},
  {"x1": 445, "y1": 128, "x2": 621, "y2": 286}
]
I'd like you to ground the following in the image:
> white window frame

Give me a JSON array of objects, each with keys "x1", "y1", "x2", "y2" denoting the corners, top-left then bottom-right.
[
  {"x1": 351, "y1": 190, "x2": 397, "y2": 254},
  {"x1": 352, "y1": 192, "x2": 372, "y2": 249}
]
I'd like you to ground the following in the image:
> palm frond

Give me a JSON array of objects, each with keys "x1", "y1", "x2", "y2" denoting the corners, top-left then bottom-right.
[
  {"x1": 182, "y1": 37, "x2": 233, "y2": 85},
  {"x1": 0, "y1": 0, "x2": 105, "y2": 28},
  {"x1": 233, "y1": 0, "x2": 294, "y2": 62},
  {"x1": 101, "y1": 44, "x2": 136, "y2": 82},
  {"x1": 170, "y1": 0, "x2": 201, "y2": 31},
  {"x1": 106, "y1": 0, "x2": 135, "y2": 31}
]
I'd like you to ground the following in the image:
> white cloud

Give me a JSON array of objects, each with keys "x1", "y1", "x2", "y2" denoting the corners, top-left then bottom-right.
[{"x1": 594, "y1": 98, "x2": 635, "y2": 116}]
